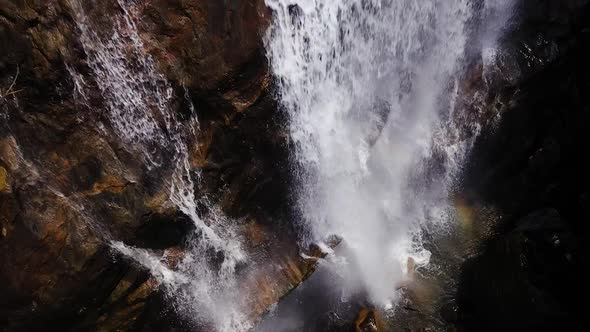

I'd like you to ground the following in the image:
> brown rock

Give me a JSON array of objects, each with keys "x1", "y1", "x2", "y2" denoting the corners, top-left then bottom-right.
[
  {"x1": 355, "y1": 308, "x2": 383, "y2": 332},
  {"x1": 239, "y1": 224, "x2": 341, "y2": 323},
  {"x1": 0, "y1": 166, "x2": 8, "y2": 192}
]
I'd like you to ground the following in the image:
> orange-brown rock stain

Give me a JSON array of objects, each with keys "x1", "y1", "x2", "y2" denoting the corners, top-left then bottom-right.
[
  {"x1": 355, "y1": 308, "x2": 385, "y2": 332},
  {"x1": 0, "y1": 166, "x2": 8, "y2": 192}
]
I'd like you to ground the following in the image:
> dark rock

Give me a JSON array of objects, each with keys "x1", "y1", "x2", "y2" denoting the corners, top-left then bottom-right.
[
  {"x1": 134, "y1": 212, "x2": 194, "y2": 250},
  {"x1": 458, "y1": 2, "x2": 590, "y2": 331},
  {"x1": 440, "y1": 300, "x2": 459, "y2": 323},
  {"x1": 457, "y1": 209, "x2": 584, "y2": 331}
]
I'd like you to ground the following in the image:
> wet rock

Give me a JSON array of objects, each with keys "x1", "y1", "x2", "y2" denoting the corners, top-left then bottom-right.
[
  {"x1": 132, "y1": 213, "x2": 193, "y2": 250},
  {"x1": 457, "y1": 209, "x2": 585, "y2": 331},
  {"x1": 355, "y1": 308, "x2": 382, "y2": 332},
  {"x1": 137, "y1": 0, "x2": 272, "y2": 118},
  {"x1": 240, "y1": 225, "x2": 341, "y2": 323},
  {"x1": 440, "y1": 300, "x2": 459, "y2": 323},
  {"x1": 1, "y1": 0, "x2": 291, "y2": 330},
  {"x1": 288, "y1": 4, "x2": 304, "y2": 28}
]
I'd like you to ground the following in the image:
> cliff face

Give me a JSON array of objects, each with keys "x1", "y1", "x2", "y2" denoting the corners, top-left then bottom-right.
[
  {"x1": 458, "y1": 1, "x2": 590, "y2": 330},
  {"x1": 0, "y1": 1, "x2": 316, "y2": 331}
]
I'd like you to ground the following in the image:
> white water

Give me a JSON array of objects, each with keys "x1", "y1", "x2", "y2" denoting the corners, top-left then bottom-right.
[
  {"x1": 69, "y1": 0, "x2": 250, "y2": 330},
  {"x1": 65, "y1": 0, "x2": 515, "y2": 329},
  {"x1": 265, "y1": 0, "x2": 514, "y2": 308}
]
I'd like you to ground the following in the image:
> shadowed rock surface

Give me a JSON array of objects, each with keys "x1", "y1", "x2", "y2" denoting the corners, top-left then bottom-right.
[{"x1": 458, "y1": 1, "x2": 590, "y2": 330}]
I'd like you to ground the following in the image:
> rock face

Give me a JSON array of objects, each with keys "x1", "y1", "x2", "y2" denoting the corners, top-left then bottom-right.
[
  {"x1": 0, "y1": 0, "x2": 310, "y2": 331},
  {"x1": 458, "y1": 1, "x2": 590, "y2": 330},
  {"x1": 354, "y1": 308, "x2": 382, "y2": 332}
]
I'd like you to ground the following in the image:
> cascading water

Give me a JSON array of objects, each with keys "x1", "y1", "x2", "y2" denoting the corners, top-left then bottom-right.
[
  {"x1": 64, "y1": 0, "x2": 514, "y2": 329},
  {"x1": 68, "y1": 0, "x2": 250, "y2": 330},
  {"x1": 264, "y1": 0, "x2": 514, "y2": 311}
]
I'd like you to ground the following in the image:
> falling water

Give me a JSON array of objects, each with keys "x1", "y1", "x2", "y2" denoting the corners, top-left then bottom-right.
[
  {"x1": 264, "y1": 0, "x2": 514, "y2": 310},
  {"x1": 68, "y1": 0, "x2": 250, "y2": 330},
  {"x1": 65, "y1": 0, "x2": 514, "y2": 329}
]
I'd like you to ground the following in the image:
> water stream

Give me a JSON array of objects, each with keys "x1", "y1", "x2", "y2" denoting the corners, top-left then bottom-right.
[
  {"x1": 68, "y1": 0, "x2": 250, "y2": 330},
  {"x1": 264, "y1": 0, "x2": 515, "y2": 323}
]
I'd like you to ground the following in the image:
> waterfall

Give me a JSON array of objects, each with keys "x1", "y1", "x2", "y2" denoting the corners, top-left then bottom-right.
[
  {"x1": 68, "y1": 0, "x2": 250, "y2": 330},
  {"x1": 264, "y1": 0, "x2": 514, "y2": 308},
  {"x1": 65, "y1": 0, "x2": 515, "y2": 329}
]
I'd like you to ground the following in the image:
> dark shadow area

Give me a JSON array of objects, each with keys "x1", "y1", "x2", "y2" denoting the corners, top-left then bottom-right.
[{"x1": 458, "y1": 1, "x2": 590, "y2": 330}]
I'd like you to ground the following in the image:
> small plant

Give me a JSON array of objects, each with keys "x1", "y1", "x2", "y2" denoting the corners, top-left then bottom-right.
[{"x1": 0, "y1": 66, "x2": 23, "y2": 105}]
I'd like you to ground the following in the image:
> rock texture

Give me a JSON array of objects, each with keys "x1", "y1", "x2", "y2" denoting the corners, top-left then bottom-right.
[
  {"x1": 0, "y1": 0, "x2": 309, "y2": 331},
  {"x1": 354, "y1": 308, "x2": 383, "y2": 332},
  {"x1": 458, "y1": 1, "x2": 590, "y2": 330}
]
